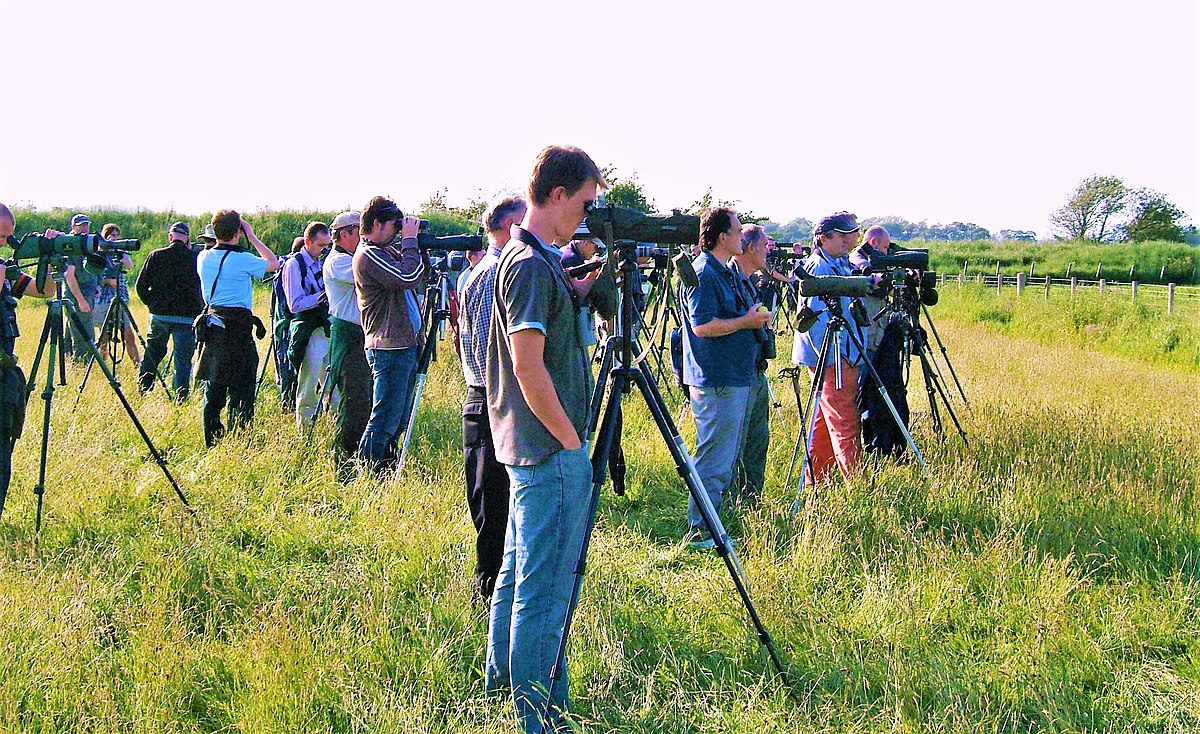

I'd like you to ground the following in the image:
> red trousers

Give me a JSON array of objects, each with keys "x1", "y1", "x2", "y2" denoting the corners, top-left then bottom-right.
[{"x1": 806, "y1": 363, "x2": 862, "y2": 485}]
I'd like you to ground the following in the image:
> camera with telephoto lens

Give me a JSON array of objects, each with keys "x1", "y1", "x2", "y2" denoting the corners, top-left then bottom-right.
[
  {"x1": 9, "y1": 232, "x2": 141, "y2": 262},
  {"x1": 574, "y1": 202, "x2": 700, "y2": 288},
  {"x1": 414, "y1": 219, "x2": 485, "y2": 253},
  {"x1": 861, "y1": 247, "x2": 939, "y2": 307}
]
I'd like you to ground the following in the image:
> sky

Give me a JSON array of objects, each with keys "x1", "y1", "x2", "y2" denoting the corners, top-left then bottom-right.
[{"x1": 1, "y1": 0, "x2": 1197, "y2": 239}]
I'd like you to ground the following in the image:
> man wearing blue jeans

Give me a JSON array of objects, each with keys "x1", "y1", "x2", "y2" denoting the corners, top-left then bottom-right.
[
  {"x1": 680, "y1": 207, "x2": 772, "y2": 547},
  {"x1": 484, "y1": 145, "x2": 607, "y2": 733},
  {"x1": 352, "y1": 196, "x2": 424, "y2": 472},
  {"x1": 137, "y1": 221, "x2": 204, "y2": 400}
]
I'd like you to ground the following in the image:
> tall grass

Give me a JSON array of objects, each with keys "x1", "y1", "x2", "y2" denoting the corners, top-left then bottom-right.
[
  {"x1": 918, "y1": 239, "x2": 1200, "y2": 285},
  {"x1": 0, "y1": 291, "x2": 1196, "y2": 732}
]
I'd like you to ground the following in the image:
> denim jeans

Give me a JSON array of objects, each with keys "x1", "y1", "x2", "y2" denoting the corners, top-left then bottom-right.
[
  {"x1": 358, "y1": 346, "x2": 419, "y2": 471},
  {"x1": 140, "y1": 317, "x2": 197, "y2": 396},
  {"x1": 486, "y1": 442, "x2": 593, "y2": 733},
  {"x1": 687, "y1": 385, "x2": 750, "y2": 532},
  {"x1": 732, "y1": 371, "x2": 770, "y2": 507}
]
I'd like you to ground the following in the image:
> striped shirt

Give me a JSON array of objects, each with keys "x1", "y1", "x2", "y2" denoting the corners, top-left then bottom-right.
[
  {"x1": 458, "y1": 245, "x2": 503, "y2": 387},
  {"x1": 352, "y1": 237, "x2": 425, "y2": 350}
]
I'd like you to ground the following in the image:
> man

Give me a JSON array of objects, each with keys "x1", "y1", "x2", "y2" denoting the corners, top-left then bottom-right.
[
  {"x1": 730, "y1": 223, "x2": 777, "y2": 506},
  {"x1": 679, "y1": 207, "x2": 772, "y2": 547},
  {"x1": 484, "y1": 146, "x2": 605, "y2": 733},
  {"x1": 62, "y1": 213, "x2": 99, "y2": 362},
  {"x1": 352, "y1": 196, "x2": 424, "y2": 472},
  {"x1": 457, "y1": 194, "x2": 526, "y2": 602},
  {"x1": 195, "y1": 210, "x2": 278, "y2": 447},
  {"x1": 322, "y1": 211, "x2": 370, "y2": 474},
  {"x1": 0, "y1": 204, "x2": 56, "y2": 517},
  {"x1": 282, "y1": 221, "x2": 332, "y2": 428},
  {"x1": 795, "y1": 211, "x2": 866, "y2": 484},
  {"x1": 94, "y1": 223, "x2": 139, "y2": 367},
  {"x1": 850, "y1": 225, "x2": 910, "y2": 458},
  {"x1": 136, "y1": 220, "x2": 204, "y2": 400}
]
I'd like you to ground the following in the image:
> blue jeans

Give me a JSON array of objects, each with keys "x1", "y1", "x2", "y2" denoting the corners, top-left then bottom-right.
[
  {"x1": 687, "y1": 385, "x2": 750, "y2": 532},
  {"x1": 140, "y1": 317, "x2": 197, "y2": 396},
  {"x1": 486, "y1": 443, "x2": 593, "y2": 733},
  {"x1": 358, "y1": 347, "x2": 419, "y2": 471}
]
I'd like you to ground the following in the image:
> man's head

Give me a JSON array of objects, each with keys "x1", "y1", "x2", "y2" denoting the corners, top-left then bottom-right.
[
  {"x1": 738, "y1": 223, "x2": 768, "y2": 271},
  {"x1": 168, "y1": 220, "x2": 191, "y2": 245},
  {"x1": 211, "y1": 209, "x2": 242, "y2": 244},
  {"x1": 361, "y1": 196, "x2": 403, "y2": 244},
  {"x1": 0, "y1": 203, "x2": 15, "y2": 242},
  {"x1": 101, "y1": 223, "x2": 122, "y2": 241},
  {"x1": 814, "y1": 211, "x2": 860, "y2": 258},
  {"x1": 197, "y1": 224, "x2": 218, "y2": 246},
  {"x1": 69, "y1": 213, "x2": 90, "y2": 235},
  {"x1": 303, "y1": 220, "x2": 331, "y2": 257},
  {"x1": 482, "y1": 194, "x2": 528, "y2": 247},
  {"x1": 290, "y1": 236, "x2": 306, "y2": 254},
  {"x1": 699, "y1": 206, "x2": 743, "y2": 259},
  {"x1": 527, "y1": 145, "x2": 606, "y2": 243},
  {"x1": 863, "y1": 225, "x2": 890, "y2": 252},
  {"x1": 331, "y1": 211, "x2": 361, "y2": 252}
]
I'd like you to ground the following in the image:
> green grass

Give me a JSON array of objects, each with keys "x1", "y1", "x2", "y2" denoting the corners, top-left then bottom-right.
[
  {"x1": 0, "y1": 293, "x2": 1197, "y2": 732},
  {"x1": 917, "y1": 239, "x2": 1200, "y2": 285}
]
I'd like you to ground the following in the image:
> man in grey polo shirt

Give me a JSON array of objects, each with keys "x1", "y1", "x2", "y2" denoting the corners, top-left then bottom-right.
[
  {"x1": 323, "y1": 211, "x2": 370, "y2": 474},
  {"x1": 680, "y1": 207, "x2": 772, "y2": 547},
  {"x1": 484, "y1": 145, "x2": 606, "y2": 734}
]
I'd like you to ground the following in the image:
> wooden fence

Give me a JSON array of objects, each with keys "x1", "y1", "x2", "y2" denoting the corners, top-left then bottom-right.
[{"x1": 940, "y1": 273, "x2": 1200, "y2": 318}]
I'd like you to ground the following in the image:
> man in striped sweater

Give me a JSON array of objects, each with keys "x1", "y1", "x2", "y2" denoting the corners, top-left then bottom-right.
[{"x1": 352, "y1": 196, "x2": 425, "y2": 472}]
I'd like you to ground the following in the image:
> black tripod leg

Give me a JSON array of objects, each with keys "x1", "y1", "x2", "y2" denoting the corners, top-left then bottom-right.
[
  {"x1": 586, "y1": 337, "x2": 616, "y2": 439},
  {"x1": 32, "y1": 305, "x2": 64, "y2": 534},
  {"x1": 397, "y1": 309, "x2": 446, "y2": 473},
  {"x1": 630, "y1": 363, "x2": 790, "y2": 683},
  {"x1": 922, "y1": 304, "x2": 968, "y2": 407},
  {"x1": 791, "y1": 327, "x2": 835, "y2": 519},
  {"x1": 920, "y1": 347, "x2": 968, "y2": 447}
]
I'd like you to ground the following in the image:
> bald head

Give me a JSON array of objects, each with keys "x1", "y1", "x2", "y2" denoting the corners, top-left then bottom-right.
[{"x1": 863, "y1": 225, "x2": 890, "y2": 250}]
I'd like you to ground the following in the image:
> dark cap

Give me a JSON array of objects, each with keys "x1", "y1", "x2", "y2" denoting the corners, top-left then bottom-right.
[
  {"x1": 815, "y1": 212, "x2": 860, "y2": 235},
  {"x1": 70, "y1": 213, "x2": 90, "y2": 227},
  {"x1": 169, "y1": 221, "x2": 190, "y2": 236}
]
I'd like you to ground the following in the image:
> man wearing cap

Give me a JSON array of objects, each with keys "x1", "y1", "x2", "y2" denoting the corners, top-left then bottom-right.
[
  {"x1": 94, "y1": 223, "x2": 140, "y2": 368},
  {"x1": 796, "y1": 211, "x2": 867, "y2": 485},
  {"x1": 136, "y1": 221, "x2": 204, "y2": 400},
  {"x1": 323, "y1": 211, "x2": 370, "y2": 474},
  {"x1": 281, "y1": 221, "x2": 332, "y2": 429},
  {"x1": 62, "y1": 213, "x2": 101, "y2": 362},
  {"x1": 679, "y1": 207, "x2": 772, "y2": 548}
]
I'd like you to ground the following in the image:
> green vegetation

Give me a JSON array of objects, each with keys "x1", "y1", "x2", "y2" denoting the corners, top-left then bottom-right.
[
  {"x1": 919, "y1": 239, "x2": 1200, "y2": 285},
  {"x1": 1, "y1": 290, "x2": 1197, "y2": 732}
]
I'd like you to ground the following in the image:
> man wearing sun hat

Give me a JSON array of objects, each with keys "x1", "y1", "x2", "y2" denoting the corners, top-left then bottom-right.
[
  {"x1": 795, "y1": 211, "x2": 867, "y2": 487},
  {"x1": 136, "y1": 220, "x2": 204, "y2": 400},
  {"x1": 322, "y1": 210, "x2": 371, "y2": 475}
]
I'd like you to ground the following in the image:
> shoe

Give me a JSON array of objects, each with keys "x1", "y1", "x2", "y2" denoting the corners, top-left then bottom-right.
[{"x1": 686, "y1": 529, "x2": 715, "y2": 550}]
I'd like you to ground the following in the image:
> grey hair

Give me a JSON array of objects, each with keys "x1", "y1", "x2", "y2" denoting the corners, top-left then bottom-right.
[
  {"x1": 741, "y1": 223, "x2": 767, "y2": 249},
  {"x1": 482, "y1": 194, "x2": 528, "y2": 234}
]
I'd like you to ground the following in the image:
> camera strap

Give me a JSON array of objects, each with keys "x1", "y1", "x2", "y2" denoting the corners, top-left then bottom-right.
[
  {"x1": 506, "y1": 227, "x2": 582, "y2": 314},
  {"x1": 205, "y1": 251, "x2": 233, "y2": 307}
]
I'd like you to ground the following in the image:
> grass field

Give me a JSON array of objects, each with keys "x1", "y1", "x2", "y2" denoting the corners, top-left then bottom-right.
[{"x1": 0, "y1": 290, "x2": 1197, "y2": 733}]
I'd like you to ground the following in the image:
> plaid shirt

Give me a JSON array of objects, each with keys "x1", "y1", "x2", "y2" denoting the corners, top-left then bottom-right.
[{"x1": 458, "y1": 245, "x2": 503, "y2": 388}]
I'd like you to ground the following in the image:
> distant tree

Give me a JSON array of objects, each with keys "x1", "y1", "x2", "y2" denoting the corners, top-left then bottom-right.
[
  {"x1": 997, "y1": 229, "x2": 1038, "y2": 241},
  {"x1": 763, "y1": 217, "x2": 813, "y2": 243},
  {"x1": 1050, "y1": 175, "x2": 1129, "y2": 241},
  {"x1": 682, "y1": 187, "x2": 765, "y2": 223},
  {"x1": 861, "y1": 216, "x2": 921, "y2": 241},
  {"x1": 420, "y1": 188, "x2": 486, "y2": 225},
  {"x1": 1125, "y1": 189, "x2": 1187, "y2": 242},
  {"x1": 927, "y1": 222, "x2": 993, "y2": 241},
  {"x1": 600, "y1": 166, "x2": 656, "y2": 214}
]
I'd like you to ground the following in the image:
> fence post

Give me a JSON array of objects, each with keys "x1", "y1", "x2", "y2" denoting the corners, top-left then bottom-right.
[
  {"x1": 976, "y1": 273, "x2": 982, "y2": 286},
  {"x1": 1168, "y1": 283, "x2": 1175, "y2": 315},
  {"x1": 1016, "y1": 272, "x2": 1025, "y2": 295},
  {"x1": 1044, "y1": 276, "x2": 1051, "y2": 300},
  {"x1": 1070, "y1": 276, "x2": 1078, "y2": 296},
  {"x1": 1030, "y1": 261, "x2": 1036, "y2": 278},
  {"x1": 1096, "y1": 263, "x2": 1103, "y2": 279},
  {"x1": 1131, "y1": 280, "x2": 1138, "y2": 301},
  {"x1": 1099, "y1": 278, "x2": 1106, "y2": 295},
  {"x1": 1066, "y1": 262, "x2": 1074, "y2": 279},
  {"x1": 1160, "y1": 265, "x2": 1167, "y2": 281},
  {"x1": 1129, "y1": 263, "x2": 1136, "y2": 280}
]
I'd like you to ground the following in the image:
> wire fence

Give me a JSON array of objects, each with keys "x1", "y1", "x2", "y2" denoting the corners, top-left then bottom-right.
[{"x1": 940, "y1": 273, "x2": 1200, "y2": 318}]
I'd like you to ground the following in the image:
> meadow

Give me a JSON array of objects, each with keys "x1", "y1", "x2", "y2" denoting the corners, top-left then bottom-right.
[{"x1": 0, "y1": 274, "x2": 1196, "y2": 733}]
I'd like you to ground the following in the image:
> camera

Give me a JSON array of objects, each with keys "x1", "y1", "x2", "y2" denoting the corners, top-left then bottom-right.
[
  {"x1": 9, "y1": 232, "x2": 141, "y2": 262},
  {"x1": 798, "y1": 274, "x2": 875, "y2": 298},
  {"x1": 580, "y1": 203, "x2": 700, "y2": 247},
  {"x1": 415, "y1": 219, "x2": 485, "y2": 253}
]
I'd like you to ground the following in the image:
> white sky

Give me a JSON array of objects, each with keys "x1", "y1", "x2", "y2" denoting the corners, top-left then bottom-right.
[{"x1": 1, "y1": 0, "x2": 1196, "y2": 238}]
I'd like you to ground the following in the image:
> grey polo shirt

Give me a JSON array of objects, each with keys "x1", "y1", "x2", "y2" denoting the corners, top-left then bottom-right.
[{"x1": 485, "y1": 226, "x2": 590, "y2": 467}]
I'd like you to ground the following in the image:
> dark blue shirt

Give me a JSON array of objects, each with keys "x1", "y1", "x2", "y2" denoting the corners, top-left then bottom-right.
[{"x1": 681, "y1": 251, "x2": 757, "y2": 387}]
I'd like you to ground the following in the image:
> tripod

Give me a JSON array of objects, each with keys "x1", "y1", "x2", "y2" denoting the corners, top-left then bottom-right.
[
  {"x1": 9, "y1": 264, "x2": 193, "y2": 533},
  {"x1": 549, "y1": 240, "x2": 790, "y2": 720},
  {"x1": 396, "y1": 261, "x2": 452, "y2": 473},
  {"x1": 789, "y1": 296, "x2": 931, "y2": 517},
  {"x1": 73, "y1": 282, "x2": 173, "y2": 408}
]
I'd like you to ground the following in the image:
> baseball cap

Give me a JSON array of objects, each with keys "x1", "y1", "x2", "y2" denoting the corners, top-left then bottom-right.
[
  {"x1": 197, "y1": 224, "x2": 218, "y2": 243},
  {"x1": 331, "y1": 211, "x2": 361, "y2": 231},
  {"x1": 70, "y1": 213, "x2": 90, "y2": 227},
  {"x1": 814, "y1": 212, "x2": 860, "y2": 235},
  {"x1": 169, "y1": 221, "x2": 190, "y2": 236}
]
